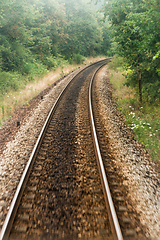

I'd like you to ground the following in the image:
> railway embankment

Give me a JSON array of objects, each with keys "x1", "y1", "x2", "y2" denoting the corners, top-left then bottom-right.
[{"x1": 0, "y1": 62, "x2": 159, "y2": 239}]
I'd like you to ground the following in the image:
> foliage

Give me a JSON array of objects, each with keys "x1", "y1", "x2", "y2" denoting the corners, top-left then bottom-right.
[
  {"x1": 0, "y1": 0, "x2": 112, "y2": 95},
  {"x1": 99, "y1": 0, "x2": 160, "y2": 104},
  {"x1": 0, "y1": 0, "x2": 110, "y2": 70},
  {"x1": 71, "y1": 54, "x2": 85, "y2": 64},
  {"x1": 108, "y1": 62, "x2": 160, "y2": 163},
  {"x1": 108, "y1": 55, "x2": 124, "y2": 71},
  {"x1": 58, "y1": 0, "x2": 104, "y2": 59},
  {"x1": 0, "y1": 71, "x2": 22, "y2": 94},
  {"x1": 126, "y1": 106, "x2": 160, "y2": 162}
]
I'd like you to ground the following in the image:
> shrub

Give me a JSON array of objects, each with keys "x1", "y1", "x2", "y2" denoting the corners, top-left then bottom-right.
[
  {"x1": 142, "y1": 81, "x2": 160, "y2": 104},
  {"x1": 42, "y1": 56, "x2": 57, "y2": 70},
  {"x1": 22, "y1": 63, "x2": 34, "y2": 75},
  {"x1": 72, "y1": 54, "x2": 85, "y2": 64},
  {"x1": 0, "y1": 71, "x2": 21, "y2": 94}
]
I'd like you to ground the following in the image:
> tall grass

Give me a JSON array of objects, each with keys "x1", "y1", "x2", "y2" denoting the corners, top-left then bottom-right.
[
  {"x1": 0, "y1": 56, "x2": 106, "y2": 126},
  {"x1": 108, "y1": 57, "x2": 160, "y2": 164}
]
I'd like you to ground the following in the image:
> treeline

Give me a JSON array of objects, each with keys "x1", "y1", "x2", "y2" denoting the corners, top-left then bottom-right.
[
  {"x1": 96, "y1": 0, "x2": 160, "y2": 103},
  {"x1": 0, "y1": 0, "x2": 112, "y2": 94}
]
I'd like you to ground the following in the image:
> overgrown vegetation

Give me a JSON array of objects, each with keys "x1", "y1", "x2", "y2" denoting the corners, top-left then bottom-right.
[
  {"x1": 94, "y1": 0, "x2": 160, "y2": 104},
  {"x1": 94, "y1": 0, "x2": 160, "y2": 163},
  {"x1": 108, "y1": 57, "x2": 160, "y2": 164},
  {"x1": 0, "y1": 56, "x2": 104, "y2": 125},
  {"x1": 0, "y1": 0, "x2": 113, "y2": 125},
  {"x1": 0, "y1": 0, "x2": 113, "y2": 98}
]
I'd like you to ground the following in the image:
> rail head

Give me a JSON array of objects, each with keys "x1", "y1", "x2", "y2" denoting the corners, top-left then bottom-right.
[{"x1": 89, "y1": 63, "x2": 123, "y2": 240}]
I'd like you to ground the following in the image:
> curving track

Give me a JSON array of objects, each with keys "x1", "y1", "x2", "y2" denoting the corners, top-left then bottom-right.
[{"x1": 0, "y1": 60, "x2": 138, "y2": 240}]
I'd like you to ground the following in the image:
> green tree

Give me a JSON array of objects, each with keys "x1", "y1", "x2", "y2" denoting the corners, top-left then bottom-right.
[
  {"x1": 57, "y1": 0, "x2": 103, "y2": 60},
  {"x1": 0, "y1": 0, "x2": 111, "y2": 77},
  {"x1": 99, "y1": 0, "x2": 160, "y2": 103}
]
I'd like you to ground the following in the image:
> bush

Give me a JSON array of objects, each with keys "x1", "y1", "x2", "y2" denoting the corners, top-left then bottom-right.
[
  {"x1": 72, "y1": 54, "x2": 85, "y2": 64},
  {"x1": 143, "y1": 81, "x2": 160, "y2": 104},
  {"x1": 0, "y1": 71, "x2": 21, "y2": 94},
  {"x1": 108, "y1": 56, "x2": 124, "y2": 71},
  {"x1": 22, "y1": 63, "x2": 34, "y2": 75},
  {"x1": 42, "y1": 56, "x2": 57, "y2": 70}
]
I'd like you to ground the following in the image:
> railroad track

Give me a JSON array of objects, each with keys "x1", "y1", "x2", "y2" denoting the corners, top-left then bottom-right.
[{"x1": 0, "y1": 59, "x2": 138, "y2": 240}]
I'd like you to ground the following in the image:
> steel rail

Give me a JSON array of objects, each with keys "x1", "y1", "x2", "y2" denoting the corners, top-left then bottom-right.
[
  {"x1": 0, "y1": 59, "x2": 108, "y2": 240},
  {"x1": 89, "y1": 64, "x2": 124, "y2": 240}
]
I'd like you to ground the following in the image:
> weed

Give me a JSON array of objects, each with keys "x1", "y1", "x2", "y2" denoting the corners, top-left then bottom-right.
[
  {"x1": 72, "y1": 54, "x2": 85, "y2": 64},
  {"x1": 108, "y1": 58, "x2": 160, "y2": 163},
  {"x1": 2, "y1": 106, "x2": 4, "y2": 120},
  {"x1": 6, "y1": 106, "x2": 12, "y2": 117},
  {"x1": 126, "y1": 105, "x2": 160, "y2": 161},
  {"x1": 0, "y1": 56, "x2": 105, "y2": 127},
  {"x1": 60, "y1": 69, "x2": 65, "y2": 77}
]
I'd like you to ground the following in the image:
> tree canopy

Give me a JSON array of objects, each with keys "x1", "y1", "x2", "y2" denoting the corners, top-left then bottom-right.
[
  {"x1": 0, "y1": 0, "x2": 112, "y2": 76},
  {"x1": 96, "y1": 0, "x2": 160, "y2": 103}
]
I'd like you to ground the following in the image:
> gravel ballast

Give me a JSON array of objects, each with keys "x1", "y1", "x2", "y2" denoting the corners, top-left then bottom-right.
[
  {"x1": 0, "y1": 68, "x2": 83, "y2": 230},
  {"x1": 0, "y1": 64, "x2": 159, "y2": 239},
  {"x1": 95, "y1": 66, "x2": 160, "y2": 240}
]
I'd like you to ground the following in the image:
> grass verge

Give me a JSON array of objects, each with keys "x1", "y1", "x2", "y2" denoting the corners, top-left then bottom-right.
[
  {"x1": 0, "y1": 56, "x2": 105, "y2": 126},
  {"x1": 108, "y1": 57, "x2": 160, "y2": 165}
]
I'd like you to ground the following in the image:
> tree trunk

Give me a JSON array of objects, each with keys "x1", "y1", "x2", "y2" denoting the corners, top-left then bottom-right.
[{"x1": 138, "y1": 71, "x2": 142, "y2": 104}]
